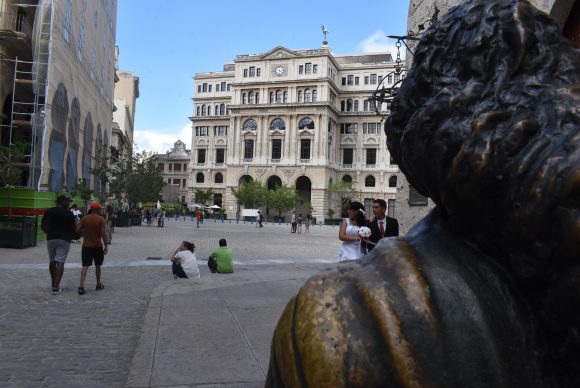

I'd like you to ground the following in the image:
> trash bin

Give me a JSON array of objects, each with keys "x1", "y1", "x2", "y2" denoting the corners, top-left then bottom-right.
[{"x1": 0, "y1": 216, "x2": 37, "y2": 248}]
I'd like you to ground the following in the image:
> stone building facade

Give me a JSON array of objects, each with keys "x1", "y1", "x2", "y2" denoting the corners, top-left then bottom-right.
[
  {"x1": 155, "y1": 140, "x2": 190, "y2": 204},
  {"x1": 112, "y1": 62, "x2": 139, "y2": 156},
  {"x1": 0, "y1": 0, "x2": 117, "y2": 197},
  {"x1": 190, "y1": 46, "x2": 407, "y2": 223}
]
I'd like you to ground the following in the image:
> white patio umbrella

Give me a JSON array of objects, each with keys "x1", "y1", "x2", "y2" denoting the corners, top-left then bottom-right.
[
  {"x1": 156, "y1": 200, "x2": 161, "y2": 209},
  {"x1": 208, "y1": 205, "x2": 221, "y2": 209}
]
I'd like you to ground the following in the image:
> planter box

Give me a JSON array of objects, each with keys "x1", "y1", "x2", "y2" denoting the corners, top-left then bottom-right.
[{"x1": 0, "y1": 216, "x2": 37, "y2": 248}]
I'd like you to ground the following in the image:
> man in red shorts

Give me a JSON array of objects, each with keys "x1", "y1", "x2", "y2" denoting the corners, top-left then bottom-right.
[{"x1": 76, "y1": 202, "x2": 108, "y2": 295}]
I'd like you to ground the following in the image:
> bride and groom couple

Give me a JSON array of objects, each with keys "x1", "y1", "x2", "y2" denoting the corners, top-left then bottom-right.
[{"x1": 337, "y1": 199, "x2": 399, "y2": 262}]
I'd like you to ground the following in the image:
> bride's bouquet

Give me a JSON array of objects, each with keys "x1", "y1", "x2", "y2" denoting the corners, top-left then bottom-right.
[{"x1": 358, "y1": 226, "x2": 372, "y2": 239}]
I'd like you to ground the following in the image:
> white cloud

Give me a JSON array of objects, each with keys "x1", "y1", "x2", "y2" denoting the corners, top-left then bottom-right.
[
  {"x1": 133, "y1": 123, "x2": 192, "y2": 154},
  {"x1": 357, "y1": 30, "x2": 406, "y2": 60}
]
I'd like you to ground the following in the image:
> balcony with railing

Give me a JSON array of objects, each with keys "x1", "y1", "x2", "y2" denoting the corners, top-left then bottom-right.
[{"x1": 0, "y1": 12, "x2": 32, "y2": 41}]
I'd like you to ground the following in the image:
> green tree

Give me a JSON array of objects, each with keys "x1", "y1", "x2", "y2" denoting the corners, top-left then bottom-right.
[
  {"x1": 70, "y1": 178, "x2": 93, "y2": 201},
  {"x1": 329, "y1": 181, "x2": 356, "y2": 217},
  {"x1": 194, "y1": 188, "x2": 215, "y2": 206},
  {"x1": 268, "y1": 184, "x2": 299, "y2": 216},
  {"x1": 231, "y1": 180, "x2": 269, "y2": 208},
  {"x1": 0, "y1": 142, "x2": 27, "y2": 187},
  {"x1": 91, "y1": 143, "x2": 165, "y2": 208}
]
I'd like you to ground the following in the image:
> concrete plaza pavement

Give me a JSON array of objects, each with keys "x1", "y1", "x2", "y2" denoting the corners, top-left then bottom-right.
[{"x1": 0, "y1": 218, "x2": 342, "y2": 387}]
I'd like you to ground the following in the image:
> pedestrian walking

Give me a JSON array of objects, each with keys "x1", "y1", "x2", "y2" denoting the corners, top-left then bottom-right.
[
  {"x1": 158, "y1": 208, "x2": 165, "y2": 227},
  {"x1": 76, "y1": 202, "x2": 108, "y2": 295},
  {"x1": 257, "y1": 210, "x2": 264, "y2": 228},
  {"x1": 41, "y1": 195, "x2": 77, "y2": 294},
  {"x1": 305, "y1": 214, "x2": 312, "y2": 234},
  {"x1": 196, "y1": 209, "x2": 202, "y2": 228},
  {"x1": 290, "y1": 212, "x2": 297, "y2": 233},
  {"x1": 297, "y1": 214, "x2": 303, "y2": 234}
]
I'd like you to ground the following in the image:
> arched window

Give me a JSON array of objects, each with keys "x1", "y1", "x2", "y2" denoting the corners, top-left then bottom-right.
[
  {"x1": 214, "y1": 172, "x2": 223, "y2": 183},
  {"x1": 312, "y1": 90, "x2": 317, "y2": 102},
  {"x1": 201, "y1": 105, "x2": 207, "y2": 116},
  {"x1": 342, "y1": 174, "x2": 352, "y2": 183},
  {"x1": 256, "y1": 92, "x2": 259, "y2": 104},
  {"x1": 269, "y1": 92, "x2": 274, "y2": 103},
  {"x1": 197, "y1": 106, "x2": 200, "y2": 116},
  {"x1": 276, "y1": 90, "x2": 282, "y2": 103},
  {"x1": 365, "y1": 175, "x2": 376, "y2": 187},
  {"x1": 389, "y1": 175, "x2": 398, "y2": 187},
  {"x1": 270, "y1": 118, "x2": 286, "y2": 130},
  {"x1": 219, "y1": 104, "x2": 225, "y2": 115},
  {"x1": 364, "y1": 100, "x2": 370, "y2": 111},
  {"x1": 242, "y1": 93, "x2": 247, "y2": 104},
  {"x1": 243, "y1": 119, "x2": 258, "y2": 131},
  {"x1": 196, "y1": 172, "x2": 205, "y2": 183},
  {"x1": 304, "y1": 89, "x2": 311, "y2": 102},
  {"x1": 346, "y1": 99, "x2": 353, "y2": 112},
  {"x1": 354, "y1": 100, "x2": 359, "y2": 111},
  {"x1": 298, "y1": 117, "x2": 314, "y2": 130},
  {"x1": 283, "y1": 91, "x2": 288, "y2": 103},
  {"x1": 298, "y1": 91, "x2": 303, "y2": 103},
  {"x1": 207, "y1": 106, "x2": 212, "y2": 115},
  {"x1": 248, "y1": 91, "x2": 254, "y2": 104},
  {"x1": 341, "y1": 101, "x2": 345, "y2": 111},
  {"x1": 215, "y1": 105, "x2": 219, "y2": 115}
]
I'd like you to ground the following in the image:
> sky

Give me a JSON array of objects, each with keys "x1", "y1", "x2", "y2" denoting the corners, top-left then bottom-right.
[{"x1": 115, "y1": 0, "x2": 410, "y2": 154}]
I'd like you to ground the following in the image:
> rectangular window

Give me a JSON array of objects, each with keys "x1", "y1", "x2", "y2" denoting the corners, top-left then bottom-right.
[
  {"x1": 272, "y1": 139, "x2": 282, "y2": 160},
  {"x1": 244, "y1": 140, "x2": 254, "y2": 159},
  {"x1": 197, "y1": 84, "x2": 201, "y2": 93},
  {"x1": 157, "y1": 163, "x2": 164, "y2": 172},
  {"x1": 90, "y1": 48, "x2": 96, "y2": 81},
  {"x1": 208, "y1": 84, "x2": 212, "y2": 92},
  {"x1": 221, "y1": 81, "x2": 226, "y2": 90},
  {"x1": 355, "y1": 76, "x2": 359, "y2": 85},
  {"x1": 364, "y1": 198, "x2": 374, "y2": 217},
  {"x1": 63, "y1": 0, "x2": 72, "y2": 43},
  {"x1": 215, "y1": 125, "x2": 228, "y2": 136},
  {"x1": 173, "y1": 179, "x2": 180, "y2": 185},
  {"x1": 340, "y1": 123, "x2": 357, "y2": 134},
  {"x1": 195, "y1": 126, "x2": 209, "y2": 136},
  {"x1": 300, "y1": 139, "x2": 311, "y2": 160},
  {"x1": 366, "y1": 148, "x2": 377, "y2": 165},
  {"x1": 197, "y1": 149, "x2": 206, "y2": 163},
  {"x1": 249, "y1": 66, "x2": 256, "y2": 77},
  {"x1": 243, "y1": 69, "x2": 248, "y2": 77},
  {"x1": 299, "y1": 65, "x2": 304, "y2": 74},
  {"x1": 378, "y1": 75, "x2": 383, "y2": 84},
  {"x1": 216, "y1": 84, "x2": 220, "y2": 92},
  {"x1": 388, "y1": 74, "x2": 393, "y2": 83},
  {"x1": 174, "y1": 163, "x2": 182, "y2": 171},
  {"x1": 364, "y1": 76, "x2": 369, "y2": 85},
  {"x1": 342, "y1": 77, "x2": 346, "y2": 85},
  {"x1": 216, "y1": 148, "x2": 225, "y2": 163},
  {"x1": 370, "y1": 74, "x2": 377, "y2": 84},
  {"x1": 257, "y1": 68, "x2": 261, "y2": 76},
  {"x1": 227, "y1": 84, "x2": 231, "y2": 91},
  {"x1": 169, "y1": 164, "x2": 173, "y2": 172},
  {"x1": 394, "y1": 73, "x2": 400, "y2": 82},
  {"x1": 343, "y1": 148, "x2": 354, "y2": 164},
  {"x1": 313, "y1": 64, "x2": 318, "y2": 74},
  {"x1": 409, "y1": 186, "x2": 429, "y2": 206},
  {"x1": 77, "y1": 24, "x2": 85, "y2": 62},
  {"x1": 182, "y1": 179, "x2": 186, "y2": 188},
  {"x1": 388, "y1": 199, "x2": 396, "y2": 218},
  {"x1": 305, "y1": 63, "x2": 312, "y2": 74},
  {"x1": 202, "y1": 83, "x2": 208, "y2": 92},
  {"x1": 347, "y1": 75, "x2": 354, "y2": 85}
]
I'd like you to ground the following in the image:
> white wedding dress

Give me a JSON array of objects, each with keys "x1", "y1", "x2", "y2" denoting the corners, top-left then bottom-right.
[{"x1": 337, "y1": 218, "x2": 365, "y2": 262}]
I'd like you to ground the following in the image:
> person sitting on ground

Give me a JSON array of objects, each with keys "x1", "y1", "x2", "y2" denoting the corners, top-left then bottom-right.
[
  {"x1": 208, "y1": 238, "x2": 234, "y2": 274},
  {"x1": 171, "y1": 241, "x2": 200, "y2": 279}
]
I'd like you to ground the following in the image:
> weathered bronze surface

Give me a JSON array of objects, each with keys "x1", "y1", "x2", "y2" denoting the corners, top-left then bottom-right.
[{"x1": 266, "y1": 0, "x2": 580, "y2": 386}]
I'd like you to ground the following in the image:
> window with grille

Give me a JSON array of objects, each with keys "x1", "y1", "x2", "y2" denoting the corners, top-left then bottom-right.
[
  {"x1": 300, "y1": 139, "x2": 311, "y2": 160},
  {"x1": 343, "y1": 148, "x2": 354, "y2": 164},
  {"x1": 244, "y1": 140, "x2": 254, "y2": 159},
  {"x1": 197, "y1": 149, "x2": 206, "y2": 163},
  {"x1": 215, "y1": 149, "x2": 225, "y2": 163},
  {"x1": 366, "y1": 148, "x2": 377, "y2": 165},
  {"x1": 272, "y1": 139, "x2": 282, "y2": 159}
]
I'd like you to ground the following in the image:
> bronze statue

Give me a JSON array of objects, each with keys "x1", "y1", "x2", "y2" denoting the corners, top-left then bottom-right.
[{"x1": 266, "y1": 0, "x2": 580, "y2": 386}]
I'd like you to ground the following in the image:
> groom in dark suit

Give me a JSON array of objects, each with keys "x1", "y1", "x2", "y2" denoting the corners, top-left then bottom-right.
[{"x1": 366, "y1": 199, "x2": 399, "y2": 252}]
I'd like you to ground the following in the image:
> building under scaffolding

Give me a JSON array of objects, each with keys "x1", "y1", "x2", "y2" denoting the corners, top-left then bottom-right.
[{"x1": 0, "y1": 0, "x2": 117, "y2": 196}]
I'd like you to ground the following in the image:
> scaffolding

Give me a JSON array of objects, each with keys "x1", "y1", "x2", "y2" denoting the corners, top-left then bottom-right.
[{"x1": 0, "y1": 0, "x2": 52, "y2": 189}]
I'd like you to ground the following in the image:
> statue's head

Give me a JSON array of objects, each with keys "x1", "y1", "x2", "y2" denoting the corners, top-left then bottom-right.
[{"x1": 386, "y1": 0, "x2": 580, "y2": 282}]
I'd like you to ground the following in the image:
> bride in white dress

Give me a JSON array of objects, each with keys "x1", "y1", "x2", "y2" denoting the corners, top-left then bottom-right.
[{"x1": 337, "y1": 201, "x2": 368, "y2": 262}]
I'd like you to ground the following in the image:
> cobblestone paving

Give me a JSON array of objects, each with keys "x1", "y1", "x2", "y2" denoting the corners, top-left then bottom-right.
[{"x1": 0, "y1": 219, "x2": 340, "y2": 387}]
